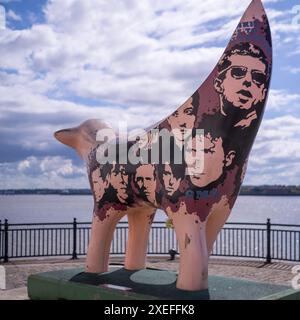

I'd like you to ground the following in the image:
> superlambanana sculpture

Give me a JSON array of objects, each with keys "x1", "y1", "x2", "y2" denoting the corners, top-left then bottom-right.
[{"x1": 55, "y1": 0, "x2": 272, "y2": 291}]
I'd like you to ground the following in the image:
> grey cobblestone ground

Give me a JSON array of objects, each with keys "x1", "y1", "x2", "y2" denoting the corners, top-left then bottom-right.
[{"x1": 0, "y1": 256, "x2": 298, "y2": 300}]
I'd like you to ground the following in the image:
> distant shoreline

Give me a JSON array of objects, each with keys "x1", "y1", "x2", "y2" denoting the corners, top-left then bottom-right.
[
  {"x1": 1, "y1": 186, "x2": 300, "y2": 196},
  {"x1": 1, "y1": 193, "x2": 300, "y2": 197}
]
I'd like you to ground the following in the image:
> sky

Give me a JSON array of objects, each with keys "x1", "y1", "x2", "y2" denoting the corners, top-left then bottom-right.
[{"x1": 0, "y1": 0, "x2": 299, "y2": 189}]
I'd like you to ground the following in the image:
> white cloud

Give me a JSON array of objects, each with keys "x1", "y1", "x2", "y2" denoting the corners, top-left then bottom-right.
[
  {"x1": 0, "y1": 156, "x2": 87, "y2": 189},
  {"x1": 267, "y1": 89, "x2": 300, "y2": 112},
  {"x1": 0, "y1": 0, "x2": 300, "y2": 187},
  {"x1": 244, "y1": 115, "x2": 300, "y2": 185},
  {"x1": 17, "y1": 156, "x2": 85, "y2": 177},
  {"x1": 263, "y1": 4, "x2": 300, "y2": 56},
  {"x1": 6, "y1": 9, "x2": 21, "y2": 21},
  {"x1": 283, "y1": 66, "x2": 300, "y2": 74},
  {"x1": 0, "y1": 0, "x2": 289, "y2": 115}
]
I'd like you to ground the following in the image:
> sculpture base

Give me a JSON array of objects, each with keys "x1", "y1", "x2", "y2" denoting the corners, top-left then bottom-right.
[{"x1": 27, "y1": 266, "x2": 299, "y2": 300}]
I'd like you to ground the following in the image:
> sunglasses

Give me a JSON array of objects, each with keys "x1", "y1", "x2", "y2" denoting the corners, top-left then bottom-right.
[{"x1": 222, "y1": 65, "x2": 267, "y2": 87}]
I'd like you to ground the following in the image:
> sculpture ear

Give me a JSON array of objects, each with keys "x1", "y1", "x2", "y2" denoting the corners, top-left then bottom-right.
[
  {"x1": 225, "y1": 150, "x2": 236, "y2": 167},
  {"x1": 214, "y1": 77, "x2": 224, "y2": 94},
  {"x1": 54, "y1": 127, "x2": 78, "y2": 149}
]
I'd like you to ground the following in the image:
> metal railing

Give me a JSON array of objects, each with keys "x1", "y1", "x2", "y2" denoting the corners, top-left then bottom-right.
[{"x1": 0, "y1": 218, "x2": 299, "y2": 263}]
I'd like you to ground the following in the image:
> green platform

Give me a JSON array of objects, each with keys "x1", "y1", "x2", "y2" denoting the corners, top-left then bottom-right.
[{"x1": 27, "y1": 266, "x2": 300, "y2": 300}]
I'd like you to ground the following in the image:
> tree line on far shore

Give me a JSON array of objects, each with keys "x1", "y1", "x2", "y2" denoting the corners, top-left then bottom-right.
[{"x1": 1, "y1": 185, "x2": 300, "y2": 196}]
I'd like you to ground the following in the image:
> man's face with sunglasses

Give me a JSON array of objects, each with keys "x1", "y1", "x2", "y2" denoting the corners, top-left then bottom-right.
[{"x1": 217, "y1": 54, "x2": 267, "y2": 111}]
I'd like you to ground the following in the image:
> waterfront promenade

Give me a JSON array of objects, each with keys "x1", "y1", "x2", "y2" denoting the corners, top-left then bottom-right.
[{"x1": 0, "y1": 256, "x2": 297, "y2": 300}]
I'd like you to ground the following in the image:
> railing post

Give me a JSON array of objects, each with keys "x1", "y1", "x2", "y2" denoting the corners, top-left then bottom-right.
[
  {"x1": 72, "y1": 218, "x2": 78, "y2": 259},
  {"x1": 266, "y1": 218, "x2": 271, "y2": 264},
  {"x1": 4, "y1": 219, "x2": 9, "y2": 263}
]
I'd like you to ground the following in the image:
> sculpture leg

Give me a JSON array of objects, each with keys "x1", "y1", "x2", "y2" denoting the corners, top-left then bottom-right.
[
  {"x1": 124, "y1": 206, "x2": 156, "y2": 270},
  {"x1": 85, "y1": 209, "x2": 125, "y2": 273},
  {"x1": 206, "y1": 195, "x2": 231, "y2": 254},
  {"x1": 167, "y1": 208, "x2": 208, "y2": 291}
]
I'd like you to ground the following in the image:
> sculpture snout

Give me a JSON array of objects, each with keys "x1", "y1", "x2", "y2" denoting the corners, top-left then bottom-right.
[{"x1": 54, "y1": 127, "x2": 78, "y2": 149}]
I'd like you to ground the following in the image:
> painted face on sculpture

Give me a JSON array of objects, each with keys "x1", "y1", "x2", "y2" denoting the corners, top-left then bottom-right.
[
  {"x1": 218, "y1": 54, "x2": 267, "y2": 111},
  {"x1": 91, "y1": 168, "x2": 107, "y2": 202},
  {"x1": 162, "y1": 163, "x2": 182, "y2": 197},
  {"x1": 167, "y1": 97, "x2": 196, "y2": 144},
  {"x1": 135, "y1": 164, "x2": 157, "y2": 203},
  {"x1": 109, "y1": 164, "x2": 129, "y2": 203},
  {"x1": 186, "y1": 133, "x2": 235, "y2": 188},
  {"x1": 134, "y1": 130, "x2": 159, "y2": 151}
]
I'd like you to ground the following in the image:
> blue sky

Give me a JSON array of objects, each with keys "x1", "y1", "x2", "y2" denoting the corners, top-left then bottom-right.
[
  {"x1": 0, "y1": 0, "x2": 299, "y2": 188},
  {"x1": 1, "y1": 0, "x2": 47, "y2": 29}
]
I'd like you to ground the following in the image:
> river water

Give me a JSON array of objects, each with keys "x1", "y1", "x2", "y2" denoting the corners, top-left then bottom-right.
[{"x1": 0, "y1": 195, "x2": 299, "y2": 225}]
